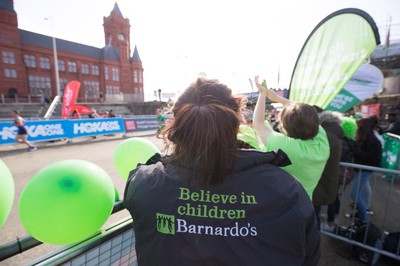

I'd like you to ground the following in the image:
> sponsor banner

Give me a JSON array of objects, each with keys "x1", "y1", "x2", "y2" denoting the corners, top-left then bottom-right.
[
  {"x1": 70, "y1": 118, "x2": 125, "y2": 137},
  {"x1": 123, "y1": 116, "x2": 159, "y2": 133},
  {"x1": 0, "y1": 118, "x2": 125, "y2": 145},
  {"x1": 289, "y1": 8, "x2": 380, "y2": 108},
  {"x1": 359, "y1": 103, "x2": 380, "y2": 117},
  {"x1": 0, "y1": 120, "x2": 69, "y2": 144},
  {"x1": 325, "y1": 64, "x2": 384, "y2": 112}
]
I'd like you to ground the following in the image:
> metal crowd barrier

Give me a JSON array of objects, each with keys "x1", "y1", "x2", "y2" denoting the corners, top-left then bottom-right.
[
  {"x1": 320, "y1": 162, "x2": 400, "y2": 264},
  {"x1": 1, "y1": 163, "x2": 399, "y2": 265},
  {"x1": 28, "y1": 218, "x2": 137, "y2": 266}
]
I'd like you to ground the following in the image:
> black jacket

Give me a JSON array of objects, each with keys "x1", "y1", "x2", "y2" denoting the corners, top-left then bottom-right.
[
  {"x1": 353, "y1": 133, "x2": 382, "y2": 168},
  {"x1": 312, "y1": 121, "x2": 344, "y2": 206},
  {"x1": 124, "y1": 150, "x2": 320, "y2": 266}
]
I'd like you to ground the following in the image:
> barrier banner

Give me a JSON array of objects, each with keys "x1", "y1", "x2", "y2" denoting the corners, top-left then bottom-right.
[
  {"x1": 0, "y1": 118, "x2": 125, "y2": 144},
  {"x1": 381, "y1": 133, "x2": 400, "y2": 179},
  {"x1": 123, "y1": 117, "x2": 158, "y2": 133},
  {"x1": 61, "y1": 81, "x2": 81, "y2": 119},
  {"x1": 289, "y1": 8, "x2": 380, "y2": 109}
]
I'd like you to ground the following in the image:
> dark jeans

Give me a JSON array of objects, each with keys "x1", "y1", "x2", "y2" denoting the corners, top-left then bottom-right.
[{"x1": 327, "y1": 195, "x2": 340, "y2": 222}]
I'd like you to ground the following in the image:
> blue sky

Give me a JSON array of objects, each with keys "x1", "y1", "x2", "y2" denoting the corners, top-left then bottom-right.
[{"x1": 14, "y1": 0, "x2": 400, "y2": 100}]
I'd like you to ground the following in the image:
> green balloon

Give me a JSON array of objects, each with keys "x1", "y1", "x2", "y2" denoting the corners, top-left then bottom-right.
[
  {"x1": 237, "y1": 125, "x2": 259, "y2": 149},
  {"x1": 114, "y1": 187, "x2": 120, "y2": 202},
  {"x1": 114, "y1": 137, "x2": 160, "y2": 180},
  {"x1": 0, "y1": 160, "x2": 14, "y2": 229},
  {"x1": 19, "y1": 160, "x2": 115, "y2": 245}
]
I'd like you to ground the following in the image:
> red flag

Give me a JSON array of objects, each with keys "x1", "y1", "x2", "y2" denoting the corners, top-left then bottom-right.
[
  {"x1": 72, "y1": 105, "x2": 93, "y2": 115},
  {"x1": 61, "y1": 81, "x2": 81, "y2": 119}
]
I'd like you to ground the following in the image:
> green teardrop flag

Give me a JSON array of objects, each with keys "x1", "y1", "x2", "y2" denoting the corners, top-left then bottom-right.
[
  {"x1": 19, "y1": 160, "x2": 114, "y2": 245},
  {"x1": 237, "y1": 125, "x2": 259, "y2": 149},
  {"x1": 289, "y1": 8, "x2": 380, "y2": 109},
  {"x1": 325, "y1": 64, "x2": 384, "y2": 113},
  {"x1": 0, "y1": 160, "x2": 14, "y2": 229}
]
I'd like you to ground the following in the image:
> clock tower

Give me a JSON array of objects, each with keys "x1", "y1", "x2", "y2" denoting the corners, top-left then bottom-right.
[{"x1": 103, "y1": 2, "x2": 130, "y2": 61}]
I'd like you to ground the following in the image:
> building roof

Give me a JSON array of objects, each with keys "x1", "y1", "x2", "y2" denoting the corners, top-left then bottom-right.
[
  {"x1": 370, "y1": 42, "x2": 400, "y2": 69},
  {"x1": 112, "y1": 2, "x2": 124, "y2": 17},
  {"x1": 19, "y1": 29, "x2": 120, "y2": 61},
  {"x1": 0, "y1": 0, "x2": 14, "y2": 12},
  {"x1": 103, "y1": 43, "x2": 120, "y2": 61},
  {"x1": 130, "y1": 45, "x2": 141, "y2": 62}
]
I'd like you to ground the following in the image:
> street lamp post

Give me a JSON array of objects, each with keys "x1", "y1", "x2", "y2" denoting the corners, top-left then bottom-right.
[
  {"x1": 52, "y1": 35, "x2": 60, "y2": 97},
  {"x1": 45, "y1": 17, "x2": 60, "y2": 97}
]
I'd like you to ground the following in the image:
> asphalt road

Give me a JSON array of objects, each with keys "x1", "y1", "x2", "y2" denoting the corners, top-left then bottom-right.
[{"x1": 0, "y1": 132, "x2": 398, "y2": 265}]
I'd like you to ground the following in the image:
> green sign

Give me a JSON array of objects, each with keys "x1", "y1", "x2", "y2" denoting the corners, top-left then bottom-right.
[
  {"x1": 326, "y1": 64, "x2": 384, "y2": 112},
  {"x1": 289, "y1": 9, "x2": 380, "y2": 109}
]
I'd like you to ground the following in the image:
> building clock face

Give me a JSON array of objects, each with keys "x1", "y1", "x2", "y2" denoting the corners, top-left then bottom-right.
[{"x1": 118, "y1": 34, "x2": 125, "y2": 41}]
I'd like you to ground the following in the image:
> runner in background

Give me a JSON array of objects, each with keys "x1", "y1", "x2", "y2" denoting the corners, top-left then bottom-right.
[
  {"x1": 11, "y1": 110, "x2": 37, "y2": 152},
  {"x1": 155, "y1": 108, "x2": 167, "y2": 141}
]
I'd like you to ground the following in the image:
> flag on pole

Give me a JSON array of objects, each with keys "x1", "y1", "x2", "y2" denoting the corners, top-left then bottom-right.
[
  {"x1": 248, "y1": 78, "x2": 254, "y2": 92},
  {"x1": 61, "y1": 81, "x2": 80, "y2": 119},
  {"x1": 288, "y1": 8, "x2": 380, "y2": 108},
  {"x1": 384, "y1": 16, "x2": 391, "y2": 50},
  {"x1": 277, "y1": 64, "x2": 280, "y2": 89}
]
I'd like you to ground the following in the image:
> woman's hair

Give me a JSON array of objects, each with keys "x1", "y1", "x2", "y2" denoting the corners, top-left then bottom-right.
[
  {"x1": 355, "y1": 117, "x2": 374, "y2": 143},
  {"x1": 318, "y1": 110, "x2": 343, "y2": 126},
  {"x1": 278, "y1": 103, "x2": 319, "y2": 140},
  {"x1": 167, "y1": 78, "x2": 245, "y2": 185}
]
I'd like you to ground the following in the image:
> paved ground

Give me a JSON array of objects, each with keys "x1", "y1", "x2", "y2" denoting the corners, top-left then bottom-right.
[{"x1": 0, "y1": 132, "x2": 399, "y2": 265}]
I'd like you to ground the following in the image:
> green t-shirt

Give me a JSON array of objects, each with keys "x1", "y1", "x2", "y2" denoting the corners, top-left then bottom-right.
[
  {"x1": 157, "y1": 115, "x2": 166, "y2": 130},
  {"x1": 260, "y1": 126, "x2": 330, "y2": 198}
]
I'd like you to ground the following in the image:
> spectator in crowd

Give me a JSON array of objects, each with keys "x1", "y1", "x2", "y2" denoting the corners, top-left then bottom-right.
[
  {"x1": 312, "y1": 111, "x2": 344, "y2": 231},
  {"x1": 88, "y1": 110, "x2": 98, "y2": 138},
  {"x1": 339, "y1": 116, "x2": 358, "y2": 187},
  {"x1": 370, "y1": 115, "x2": 384, "y2": 136},
  {"x1": 102, "y1": 110, "x2": 110, "y2": 118},
  {"x1": 108, "y1": 109, "x2": 116, "y2": 117},
  {"x1": 11, "y1": 110, "x2": 37, "y2": 152},
  {"x1": 88, "y1": 110, "x2": 99, "y2": 119},
  {"x1": 124, "y1": 77, "x2": 320, "y2": 265},
  {"x1": 71, "y1": 109, "x2": 81, "y2": 119},
  {"x1": 345, "y1": 107, "x2": 363, "y2": 120},
  {"x1": 364, "y1": 115, "x2": 385, "y2": 213},
  {"x1": 383, "y1": 112, "x2": 400, "y2": 136},
  {"x1": 38, "y1": 90, "x2": 45, "y2": 106},
  {"x1": 351, "y1": 117, "x2": 382, "y2": 224},
  {"x1": 252, "y1": 76, "x2": 330, "y2": 198}
]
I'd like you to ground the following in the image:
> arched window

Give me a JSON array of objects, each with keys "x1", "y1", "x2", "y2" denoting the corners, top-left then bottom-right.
[{"x1": 8, "y1": 88, "x2": 17, "y2": 99}]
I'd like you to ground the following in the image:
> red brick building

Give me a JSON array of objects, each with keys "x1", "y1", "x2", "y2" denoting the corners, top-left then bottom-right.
[{"x1": 0, "y1": 0, "x2": 144, "y2": 103}]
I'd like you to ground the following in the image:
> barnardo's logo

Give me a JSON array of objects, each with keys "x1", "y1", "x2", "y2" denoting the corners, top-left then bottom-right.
[
  {"x1": 156, "y1": 187, "x2": 258, "y2": 237},
  {"x1": 157, "y1": 213, "x2": 175, "y2": 235}
]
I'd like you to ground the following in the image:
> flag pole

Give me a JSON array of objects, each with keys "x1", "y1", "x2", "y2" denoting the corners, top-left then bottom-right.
[{"x1": 277, "y1": 64, "x2": 280, "y2": 89}]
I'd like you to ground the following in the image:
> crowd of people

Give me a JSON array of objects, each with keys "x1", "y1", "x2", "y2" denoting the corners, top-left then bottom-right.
[
  {"x1": 9, "y1": 75, "x2": 398, "y2": 264},
  {"x1": 122, "y1": 76, "x2": 399, "y2": 265}
]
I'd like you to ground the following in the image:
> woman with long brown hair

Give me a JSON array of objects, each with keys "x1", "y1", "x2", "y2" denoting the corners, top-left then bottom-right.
[
  {"x1": 124, "y1": 78, "x2": 320, "y2": 265},
  {"x1": 351, "y1": 117, "x2": 382, "y2": 223}
]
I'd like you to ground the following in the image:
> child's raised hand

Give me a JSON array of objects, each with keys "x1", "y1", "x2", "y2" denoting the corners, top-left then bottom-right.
[{"x1": 254, "y1": 75, "x2": 268, "y2": 93}]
